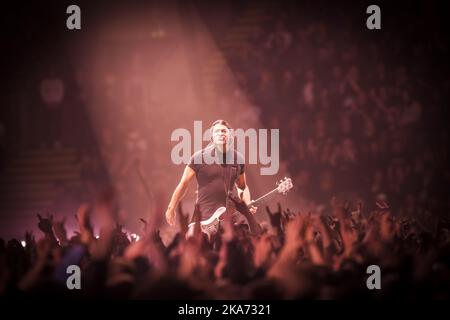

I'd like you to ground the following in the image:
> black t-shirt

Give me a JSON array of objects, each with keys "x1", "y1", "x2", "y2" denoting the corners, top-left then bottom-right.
[{"x1": 188, "y1": 145, "x2": 245, "y2": 220}]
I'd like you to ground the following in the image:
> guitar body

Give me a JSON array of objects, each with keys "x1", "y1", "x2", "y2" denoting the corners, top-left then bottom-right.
[
  {"x1": 186, "y1": 207, "x2": 227, "y2": 238},
  {"x1": 185, "y1": 177, "x2": 293, "y2": 239}
]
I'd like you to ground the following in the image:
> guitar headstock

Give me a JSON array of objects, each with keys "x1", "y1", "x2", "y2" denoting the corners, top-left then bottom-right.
[{"x1": 276, "y1": 177, "x2": 293, "y2": 195}]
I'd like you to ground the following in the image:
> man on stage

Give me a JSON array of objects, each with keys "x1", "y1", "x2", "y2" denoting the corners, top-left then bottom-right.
[{"x1": 165, "y1": 120, "x2": 257, "y2": 227}]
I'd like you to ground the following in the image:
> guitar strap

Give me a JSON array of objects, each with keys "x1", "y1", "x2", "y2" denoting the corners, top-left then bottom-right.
[{"x1": 222, "y1": 153, "x2": 237, "y2": 219}]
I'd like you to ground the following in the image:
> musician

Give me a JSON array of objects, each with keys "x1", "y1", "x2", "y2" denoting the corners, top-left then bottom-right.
[{"x1": 165, "y1": 119, "x2": 257, "y2": 226}]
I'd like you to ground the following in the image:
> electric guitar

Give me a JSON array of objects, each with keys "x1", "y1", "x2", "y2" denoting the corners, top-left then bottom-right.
[{"x1": 186, "y1": 177, "x2": 293, "y2": 238}]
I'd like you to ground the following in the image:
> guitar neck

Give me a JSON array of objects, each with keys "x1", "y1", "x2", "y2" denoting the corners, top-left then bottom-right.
[{"x1": 248, "y1": 187, "x2": 279, "y2": 208}]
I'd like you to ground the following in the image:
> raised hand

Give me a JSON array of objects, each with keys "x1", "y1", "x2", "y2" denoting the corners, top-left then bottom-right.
[
  {"x1": 76, "y1": 203, "x2": 94, "y2": 244},
  {"x1": 266, "y1": 203, "x2": 283, "y2": 232},
  {"x1": 53, "y1": 216, "x2": 68, "y2": 245},
  {"x1": 304, "y1": 216, "x2": 326, "y2": 265},
  {"x1": 25, "y1": 230, "x2": 35, "y2": 247},
  {"x1": 76, "y1": 203, "x2": 93, "y2": 231},
  {"x1": 228, "y1": 193, "x2": 262, "y2": 236},
  {"x1": 37, "y1": 213, "x2": 54, "y2": 234},
  {"x1": 191, "y1": 203, "x2": 202, "y2": 238},
  {"x1": 279, "y1": 214, "x2": 304, "y2": 254},
  {"x1": 253, "y1": 234, "x2": 273, "y2": 269}
]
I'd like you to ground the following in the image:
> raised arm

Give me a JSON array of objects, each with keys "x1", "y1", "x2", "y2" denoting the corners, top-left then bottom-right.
[{"x1": 165, "y1": 165, "x2": 196, "y2": 225}]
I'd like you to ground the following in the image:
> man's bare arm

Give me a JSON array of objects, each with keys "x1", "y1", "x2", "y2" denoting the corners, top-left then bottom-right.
[
  {"x1": 236, "y1": 173, "x2": 252, "y2": 205},
  {"x1": 165, "y1": 166, "x2": 195, "y2": 225}
]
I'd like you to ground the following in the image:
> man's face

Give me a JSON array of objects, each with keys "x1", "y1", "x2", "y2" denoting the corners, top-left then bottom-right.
[{"x1": 212, "y1": 124, "x2": 231, "y2": 146}]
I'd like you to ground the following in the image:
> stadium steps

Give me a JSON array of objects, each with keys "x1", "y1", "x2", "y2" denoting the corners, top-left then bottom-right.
[
  {"x1": 201, "y1": 1, "x2": 277, "y2": 105},
  {"x1": 0, "y1": 147, "x2": 83, "y2": 221}
]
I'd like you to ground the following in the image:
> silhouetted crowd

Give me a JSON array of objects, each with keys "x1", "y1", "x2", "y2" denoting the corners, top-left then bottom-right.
[{"x1": 1, "y1": 190, "x2": 450, "y2": 299}]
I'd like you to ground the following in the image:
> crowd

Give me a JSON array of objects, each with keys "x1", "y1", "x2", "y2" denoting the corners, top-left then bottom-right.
[
  {"x1": 215, "y1": 1, "x2": 449, "y2": 220},
  {"x1": 1, "y1": 190, "x2": 449, "y2": 299}
]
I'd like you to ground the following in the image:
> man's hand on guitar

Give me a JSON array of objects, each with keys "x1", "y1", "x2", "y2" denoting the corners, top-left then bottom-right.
[
  {"x1": 228, "y1": 192, "x2": 250, "y2": 215},
  {"x1": 249, "y1": 204, "x2": 258, "y2": 215}
]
